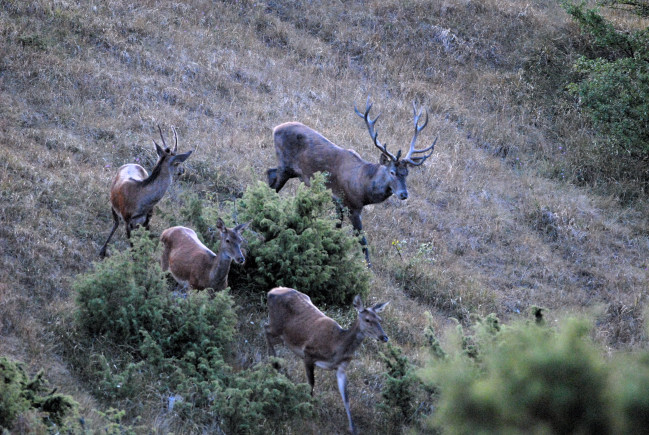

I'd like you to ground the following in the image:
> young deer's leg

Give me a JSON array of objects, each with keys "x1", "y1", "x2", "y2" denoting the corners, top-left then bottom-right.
[{"x1": 99, "y1": 209, "x2": 120, "y2": 258}]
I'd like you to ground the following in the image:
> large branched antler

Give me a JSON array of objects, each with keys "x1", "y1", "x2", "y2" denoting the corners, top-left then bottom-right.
[
  {"x1": 403, "y1": 102, "x2": 437, "y2": 166},
  {"x1": 354, "y1": 97, "x2": 400, "y2": 162}
]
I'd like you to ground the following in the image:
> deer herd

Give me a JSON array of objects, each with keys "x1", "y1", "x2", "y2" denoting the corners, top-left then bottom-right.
[{"x1": 98, "y1": 99, "x2": 438, "y2": 434}]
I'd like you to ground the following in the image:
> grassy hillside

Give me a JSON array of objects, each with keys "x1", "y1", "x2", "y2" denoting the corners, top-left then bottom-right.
[{"x1": 1, "y1": 0, "x2": 648, "y2": 432}]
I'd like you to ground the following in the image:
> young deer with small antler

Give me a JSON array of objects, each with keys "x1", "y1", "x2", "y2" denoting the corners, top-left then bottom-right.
[
  {"x1": 160, "y1": 218, "x2": 249, "y2": 292},
  {"x1": 267, "y1": 98, "x2": 438, "y2": 266},
  {"x1": 99, "y1": 126, "x2": 192, "y2": 258},
  {"x1": 265, "y1": 287, "x2": 389, "y2": 434}
]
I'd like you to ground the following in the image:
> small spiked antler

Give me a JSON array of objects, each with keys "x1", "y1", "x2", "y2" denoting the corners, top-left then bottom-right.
[{"x1": 153, "y1": 125, "x2": 179, "y2": 153}]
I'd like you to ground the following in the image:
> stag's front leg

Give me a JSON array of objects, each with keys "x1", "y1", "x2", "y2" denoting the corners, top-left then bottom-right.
[
  {"x1": 334, "y1": 198, "x2": 345, "y2": 229},
  {"x1": 304, "y1": 358, "x2": 316, "y2": 395},
  {"x1": 349, "y1": 209, "x2": 371, "y2": 267}
]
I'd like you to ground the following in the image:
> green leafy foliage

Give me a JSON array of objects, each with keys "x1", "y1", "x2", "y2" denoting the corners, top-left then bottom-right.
[
  {"x1": 563, "y1": 2, "x2": 649, "y2": 182},
  {"x1": 419, "y1": 315, "x2": 649, "y2": 434},
  {"x1": 214, "y1": 363, "x2": 314, "y2": 434},
  {"x1": 0, "y1": 357, "x2": 79, "y2": 432},
  {"x1": 230, "y1": 173, "x2": 370, "y2": 305}
]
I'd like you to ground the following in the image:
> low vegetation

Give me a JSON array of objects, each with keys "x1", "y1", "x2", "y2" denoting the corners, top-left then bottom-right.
[{"x1": 1, "y1": 0, "x2": 648, "y2": 433}]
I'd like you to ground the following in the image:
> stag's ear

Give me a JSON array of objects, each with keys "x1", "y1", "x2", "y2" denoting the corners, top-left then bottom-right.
[
  {"x1": 171, "y1": 150, "x2": 193, "y2": 164},
  {"x1": 234, "y1": 221, "x2": 251, "y2": 233},
  {"x1": 153, "y1": 140, "x2": 165, "y2": 158},
  {"x1": 379, "y1": 153, "x2": 391, "y2": 166},
  {"x1": 353, "y1": 295, "x2": 364, "y2": 312},
  {"x1": 216, "y1": 217, "x2": 226, "y2": 232},
  {"x1": 372, "y1": 301, "x2": 390, "y2": 313}
]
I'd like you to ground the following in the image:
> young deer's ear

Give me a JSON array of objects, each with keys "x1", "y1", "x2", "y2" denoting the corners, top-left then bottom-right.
[
  {"x1": 372, "y1": 301, "x2": 390, "y2": 313},
  {"x1": 353, "y1": 295, "x2": 364, "y2": 312},
  {"x1": 216, "y1": 217, "x2": 226, "y2": 232},
  {"x1": 171, "y1": 150, "x2": 193, "y2": 164}
]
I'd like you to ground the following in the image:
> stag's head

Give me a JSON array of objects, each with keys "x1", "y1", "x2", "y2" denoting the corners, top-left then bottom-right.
[
  {"x1": 353, "y1": 295, "x2": 389, "y2": 342},
  {"x1": 153, "y1": 126, "x2": 193, "y2": 177},
  {"x1": 355, "y1": 99, "x2": 438, "y2": 201},
  {"x1": 215, "y1": 218, "x2": 250, "y2": 265}
]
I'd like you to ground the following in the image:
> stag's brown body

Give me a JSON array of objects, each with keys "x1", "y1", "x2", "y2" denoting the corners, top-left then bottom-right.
[
  {"x1": 267, "y1": 100, "x2": 437, "y2": 265},
  {"x1": 265, "y1": 287, "x2": 389, "y2": 434},
  {"x1": 99, "y1": 127, "x2": 192, "y2": 258},
  {"x1": 160, "y1": 219, "x2": 248, "y2": 291},
  {"x1": 271, "y1": 122, "x2": 397, "y2": 212}
]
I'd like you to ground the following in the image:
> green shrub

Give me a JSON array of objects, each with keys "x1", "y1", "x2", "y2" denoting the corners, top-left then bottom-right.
[
  {"x1": 0, "y1": 357, "x2": 79, "y2": 432},
  {"x1": 214, "y1": 362, "x2": 313, "y2": 434},
  {"x1": 419, "y1": 317, "x2": 616, "y2": 434},
  {"x1": 228, "y1": 173, "x2": 370, "y2": 305},
  {"x1": 379, "y1": 343, "x2": 418, "y2": 426}
]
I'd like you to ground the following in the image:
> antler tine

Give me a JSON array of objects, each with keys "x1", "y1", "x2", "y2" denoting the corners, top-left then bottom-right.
[
  {"x1": 171, "y1": 126, "x2": 178, "y2": 153},
  {"x1": 157, "y1": 124, "x2": 168, "y2": 149},
  {"x1": 353, "y1": 97, "x2": 398, "y2": 162},
  {"x1": 403, "y1": 102, "x2": 437, "y2": 166}
]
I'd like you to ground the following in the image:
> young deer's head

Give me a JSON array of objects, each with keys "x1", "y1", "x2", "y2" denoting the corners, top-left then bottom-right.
[{"x1": 215, "y1": 218, "x2": 249, "y2": 265}]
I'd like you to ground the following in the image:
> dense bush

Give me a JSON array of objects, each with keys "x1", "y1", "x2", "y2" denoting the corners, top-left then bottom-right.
[
  {"x1": 0, "y1": 357, "x2": 79, "y2": 432},
  {"x1": 73, "y1": 229, "x2": 312, "y2": 432},
  {"x1": 75, "y1": 228, "x2": 236, "y2": 358},
  {"x1": 419, "y1": 315, "x2": 649, "y2": 434},
  {"x1": 216, "y1": 173, "x2": 370, "y2": 305}
]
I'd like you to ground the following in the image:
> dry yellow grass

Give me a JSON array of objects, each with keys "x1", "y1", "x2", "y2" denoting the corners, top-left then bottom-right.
[{"x1": 1, "y1": 0, "x2": 648, "y2": 432}]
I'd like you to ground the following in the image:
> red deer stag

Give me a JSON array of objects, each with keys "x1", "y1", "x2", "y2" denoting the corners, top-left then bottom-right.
[
  {"x1": 99, "y1": 126, "x2": 192, "y2": 258},
  {"x1": 265, "y1": 287, "x2": 389, "y2": 434},
  {"x1": 267, "y1": 99, "x2": 438, "y2": 266},
  {"x1": 160, "y1": 218, "x2": 249, "y2": 291}
]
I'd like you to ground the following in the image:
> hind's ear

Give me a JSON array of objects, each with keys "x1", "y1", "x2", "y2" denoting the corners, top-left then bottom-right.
[
  {"x1": 235, "y1": 221, "x2": 251, "y2": 233},
  {"x1": 216, "y1": 217, "x2": 226, "y2": 232}
]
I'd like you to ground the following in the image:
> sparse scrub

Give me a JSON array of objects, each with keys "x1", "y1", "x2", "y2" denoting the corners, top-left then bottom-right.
[{"x1": 391, "y1": 240, "x2": 498, "y2": 320}]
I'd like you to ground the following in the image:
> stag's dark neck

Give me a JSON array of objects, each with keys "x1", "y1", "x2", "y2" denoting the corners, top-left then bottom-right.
[
  {"x1": 362, "y1": 163, "x2": 392, "y2": 205},
  {"x1": 208, "y1": 249, "x2": 232, "y2": 291}
]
